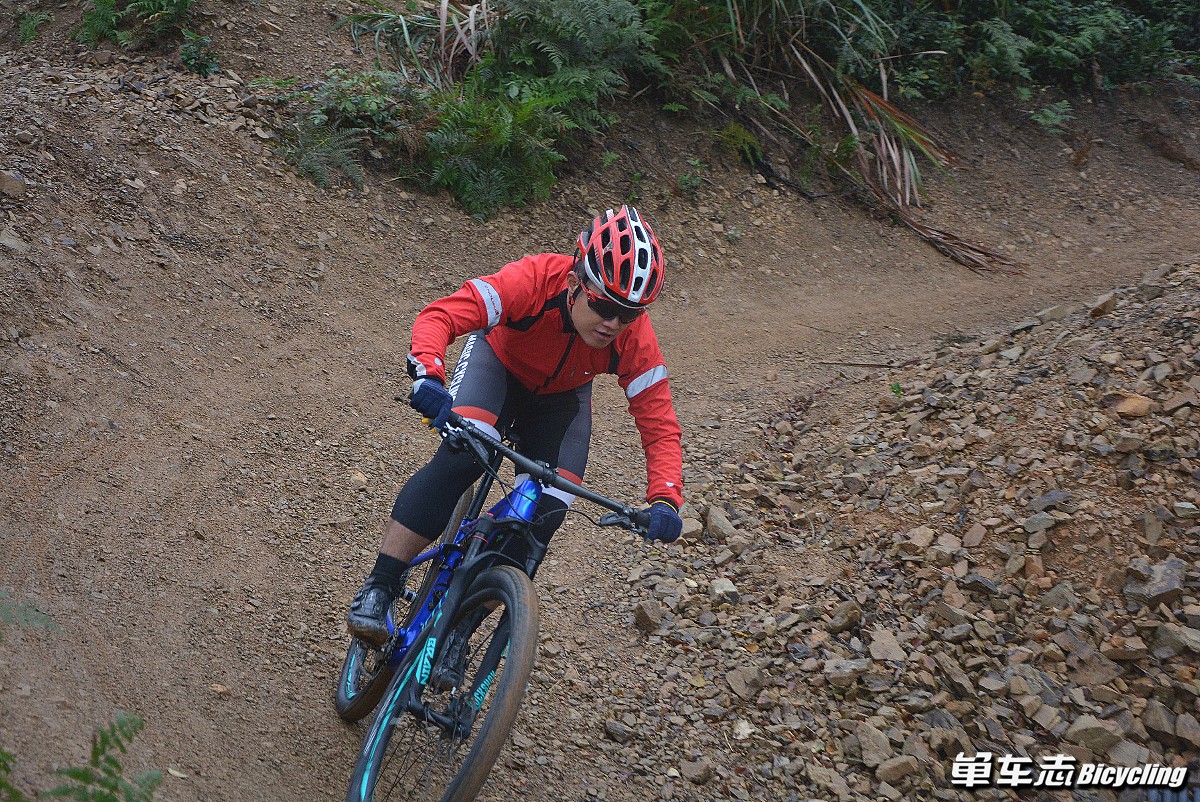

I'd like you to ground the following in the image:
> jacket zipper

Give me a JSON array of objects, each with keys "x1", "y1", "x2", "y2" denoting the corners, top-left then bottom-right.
[{"x1": 541, "y1": 333, "x2": 577, "y2": 391}]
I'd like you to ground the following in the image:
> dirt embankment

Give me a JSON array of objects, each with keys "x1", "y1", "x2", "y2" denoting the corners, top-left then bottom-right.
[{"x1": 2, "y1": 12, "x2": 1200, "y2": 801}]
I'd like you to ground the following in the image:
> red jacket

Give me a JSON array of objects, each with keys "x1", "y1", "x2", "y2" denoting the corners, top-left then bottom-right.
[{"x1": 408, "y1": 253, "x2": 683, "y2": 508}]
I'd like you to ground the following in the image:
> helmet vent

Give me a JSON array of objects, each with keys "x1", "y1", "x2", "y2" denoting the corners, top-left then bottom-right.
[{"x1": 576, "y1": 205, "x2": 664, "y2": 307}]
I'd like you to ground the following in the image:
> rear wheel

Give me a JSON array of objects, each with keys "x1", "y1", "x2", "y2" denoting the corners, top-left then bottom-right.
[
  {"x1": 346, "y1": 565, "x2": 540, "y2": 802},
  {"x1": 335, "y1": 488, "x2": 474, "y2": 722}
]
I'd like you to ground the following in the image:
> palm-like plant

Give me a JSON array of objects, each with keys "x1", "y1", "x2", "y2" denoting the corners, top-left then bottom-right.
[
  {"x1": 337, "y1": 0, "x2": 494, "y2": 90},
  {"x1": 677, "y1": 0, "x2": 1021, "y2": 273}
]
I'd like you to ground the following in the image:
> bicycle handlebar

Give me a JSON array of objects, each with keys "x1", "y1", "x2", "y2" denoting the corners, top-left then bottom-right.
[{"x1": 440, "y1": 411, "x2": 651, "y2": 537}]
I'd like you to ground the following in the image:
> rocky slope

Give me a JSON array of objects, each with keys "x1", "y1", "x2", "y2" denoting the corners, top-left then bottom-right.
[{"x1": 582, "y1": 262, "x2": 1200, "y2": 801}]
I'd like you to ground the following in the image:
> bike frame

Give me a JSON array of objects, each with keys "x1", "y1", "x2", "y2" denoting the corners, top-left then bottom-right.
[
  {"x1": 353, "y1": 444, "x2": 548, "y2": 799},
  {"x1": 384, "y1": 469, "x2": 541, "y2": 672},
  {"x1": 350, "y1": 414, "x2": 648, "y2": 802}
]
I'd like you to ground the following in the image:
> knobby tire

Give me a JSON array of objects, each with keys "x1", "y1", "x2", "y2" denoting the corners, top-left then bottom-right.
[{"x1": 346, "y1": 565, "x2": 539, "y2": 802}]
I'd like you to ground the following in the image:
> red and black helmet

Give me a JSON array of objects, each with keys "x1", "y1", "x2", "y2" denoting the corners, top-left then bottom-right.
[{"x1": 576, "y1": 205, "x2": 665, "y2": 307}]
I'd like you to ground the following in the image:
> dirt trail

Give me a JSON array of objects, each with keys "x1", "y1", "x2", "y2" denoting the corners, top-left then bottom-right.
[{"x1": 2, "y1": 25, "x2": 1199, "y2": 802}]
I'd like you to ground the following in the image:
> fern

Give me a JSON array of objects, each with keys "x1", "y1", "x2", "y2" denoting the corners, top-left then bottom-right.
[
  {"x1": 966, "y1": 18, "x2": 1033, "y2": 83},
  {"x1": 716, "y1": 122, "x2": 763, "y2": 165},
  {"x1": 17, "y1": 11, "x2": 53, "y2": 44},
  {"x1": 75, "y1": 0, "x2": 190, "y2": 47},
  {"x1": 43, "y1": 713, "x2": 161, "y2": 802},
  {"x1": 121, "y1": 0, "x2": 191, "y2": 39},
  {"x1": 1003, "y1": 0, "x2": 1182, "y2": 87},
  {"x1": 0, "y1": 591, "x2": 61, "y2": 641},
  {"x1": 1, "y1": 749, "x2": 30, "y2": 802},
  {"x1": 426, "y1": 83, "x2": 564, "y2": 219},
  {"x1": 314, "y1": 0, "x2": 672, "y2": 217},
  {"x1": 477, "y1": 0, "x2": 663, "y2": 132},
  {"x1": 1029, "y1": 98, "x2": 1073, "y2": 134},
  {"x1": 276, "y1": 119, "x2": 365, "y2": 189},
  {"x1": 306, "y1": 70, "x2": 436, "y2": 161},
  {"x1": 76, "y1": 0, "x2": 123, "y2": 46},
  {"x1": 494, "y1": 0, "x2": 664, "y2": 77}
]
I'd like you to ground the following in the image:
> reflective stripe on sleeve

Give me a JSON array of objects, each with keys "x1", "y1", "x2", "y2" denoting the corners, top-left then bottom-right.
[
  {"x1": 407, "y1": 353, "x2": 426, "y2": 379},
  {"x1": 625, "y1": 365, "x2": 668, "y2": 399},
  {"x1": 470, "y1": 278, "x2": 503, "y2": 328}
]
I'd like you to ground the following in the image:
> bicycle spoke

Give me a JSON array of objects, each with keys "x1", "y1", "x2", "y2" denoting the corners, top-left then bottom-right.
[{"x1": 359, "y1": 569, "x2": 538, "y2": 802}]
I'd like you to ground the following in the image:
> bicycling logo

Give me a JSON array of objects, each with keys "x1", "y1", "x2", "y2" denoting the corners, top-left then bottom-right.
[{"x1": 950, "y1": 753, "x2": 1189, "y2": 790}]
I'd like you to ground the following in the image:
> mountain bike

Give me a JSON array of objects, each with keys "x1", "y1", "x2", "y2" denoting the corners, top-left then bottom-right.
[{"x1": 336, "y1": 411, "x2": 651, "y2": 802}]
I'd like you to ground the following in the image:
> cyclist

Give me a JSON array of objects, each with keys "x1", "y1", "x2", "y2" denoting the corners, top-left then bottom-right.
[{"x1": 346, "y1": 205, "x2": 685, "y2": 647}]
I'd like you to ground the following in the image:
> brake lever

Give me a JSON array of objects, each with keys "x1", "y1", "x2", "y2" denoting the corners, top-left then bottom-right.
[
  {"x1": 440, "y1": 422, "x2": 490, "y2": 466},
  {"x1": 598, "y1": 512, "x2": 635, "y2": 531},
  {"x1": 598, "y1": 511, "x2": 650, "y2": 538},
  {"x1": 440, "y1": 425, "x2": 465, "y2": 451}
]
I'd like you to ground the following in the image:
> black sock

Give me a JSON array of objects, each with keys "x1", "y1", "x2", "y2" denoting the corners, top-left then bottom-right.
[{"x1": 369, "y1": 553, "x2": 410, "y2": 596}]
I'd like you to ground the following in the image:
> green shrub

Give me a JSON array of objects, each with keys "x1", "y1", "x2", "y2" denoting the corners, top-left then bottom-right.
[
  {"x1": 76, "y1": 0, "x2": 123, "y2": 46},
  {"x1": 965, "y1": 18, "x2": 1035, "y2": 86},
  {"x1": 883, "y1": 0, "x2": 1194, "y2": 93},
  {"x1": 0, "y1": 591, "x2": 59, "y2": 639},
  {"x1": 276, "y1": 118, "x2": 365, "y2": 189},
  {"x1": 301, "y1": 0, "x2": 667, "y2": 216},
  {"x1": 653, "y1": 0, "x2": 1197, "y2": 101},
  {"x1": 305, "y1": 0, "x2": 1198, "y2": 223},
  {"x1": 179, "y1": 29, "x2": 218, "y2": 76},
  {"x1": 1029, "y1": 98, "x2": 1073, "y2": 134},
  {"x1": 426, "y1": 81, "x2": 566, "y2": 218},
  {"x1": 76, "y1": 0, "x2": 191, "y2": 47},
  {"x1": 306, "y1": 70, "x2": 437, "y2": 161},
  {"x1": 483, "y1": 0, "x2": 666, "y2": 120},
  {"x1": 16, "y1": 10, "x2": 53, "y2": 44}
]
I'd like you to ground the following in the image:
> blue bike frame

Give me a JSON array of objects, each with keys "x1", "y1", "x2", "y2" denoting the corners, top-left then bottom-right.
[
  {"x1": 345, "y1": 413, "x2": 650, "y2": 802},
  {"x1": 382, "y1": 474, "x2": 542, "y2": 670},
  {"x1": 351, "y1": 476, "x2": 544, "y2": 802}
]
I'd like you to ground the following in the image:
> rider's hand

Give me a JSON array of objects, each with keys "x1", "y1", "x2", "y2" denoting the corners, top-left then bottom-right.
[
  {"x1": 645, "y1": 499, "x2": 683, "y2": 543},
  {"x1": 410, "y1": 378, "x2": 454, "y2": 430}
]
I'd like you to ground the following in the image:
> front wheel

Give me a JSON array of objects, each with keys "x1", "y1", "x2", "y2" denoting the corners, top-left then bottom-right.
[
  {"x1": 346, "y1": 565, "x2": 540, "y2": 802},
  {"x1": 335, "y1": 488, "x2": 474, "y2": 722}
]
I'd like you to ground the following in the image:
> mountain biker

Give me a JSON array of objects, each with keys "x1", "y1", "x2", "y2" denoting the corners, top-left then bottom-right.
[{"x1": 346, "y1": 205, "x2": 685, "y2": 647}]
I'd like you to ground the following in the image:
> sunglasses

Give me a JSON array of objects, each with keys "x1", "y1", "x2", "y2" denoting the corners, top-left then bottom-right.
[{"x1": 575, "y1": 282, "x2": 645, "y2": 324}]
